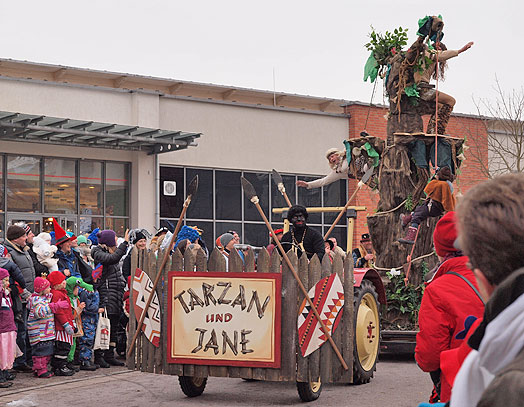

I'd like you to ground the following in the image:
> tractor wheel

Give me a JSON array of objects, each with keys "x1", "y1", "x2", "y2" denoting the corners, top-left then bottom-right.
[
  {"x1": 353, "y1": 279, "x2": 380, "y2": 384},
  {"x1": 296, "y1": 378, "x2": 322, "y2": 402},
  {"x1": 178, "y1": 376, "x2": 207, "y2": 397}
]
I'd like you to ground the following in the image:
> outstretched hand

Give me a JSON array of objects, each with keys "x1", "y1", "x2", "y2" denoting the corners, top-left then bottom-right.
[
  {"x1": 124, "y1": 229, "x2": 130, "y2": 243},
  {"x1": 459, "y1": 42, "x2": 474, "y2": 54},
  {"x1": 296, "y1": 180, "x2": 308, "y2": 188}
]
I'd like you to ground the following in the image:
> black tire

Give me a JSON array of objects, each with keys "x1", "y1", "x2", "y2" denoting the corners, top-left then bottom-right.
[
  {"x1": 178, "y1": 376, "x2": 207, "y2": 397},
  {"x1": 297, "y1": 379, "x2": 322, "y2": 402},
  {"x1": 353, "y1": 279, "x2": 380, "y2": 384}
]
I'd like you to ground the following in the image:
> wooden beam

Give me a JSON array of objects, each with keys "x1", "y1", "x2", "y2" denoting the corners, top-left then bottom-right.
[
  {"x1": 53, "y1": 68, "x2": 67, "y2": 81},
  {"x1": 275, "y1": 95, "x2": 286, "y2": 105},
  {"x1": 168, "y1": 82, "x2": 183, "y2": 94},
  {"x1": 319, "y1": 100, "x2": 334, "y2": 111},
  {"x1": 113, "y1": 76, "x2": 128, "y2": 88},
  {"x1": 222, "y1": 89, "x2": 236, "y2": 100}
]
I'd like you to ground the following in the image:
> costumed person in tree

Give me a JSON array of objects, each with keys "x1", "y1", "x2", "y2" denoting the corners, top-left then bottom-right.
[
  {"x1": 297, "y1": 148, "x2": 349, "y2": 190},
  {"x1": 27, "y1": 277, "x2": 68, "y2": 378},
  {"x1": 48, "y1": 270, "x2": 76, "y2": 376},
  {"x1": 280, "y1": 205, "x2": 325, "y2": 261},
  {"x1": 91, "y1": 229, "x2": 128, "y2": 368},
  {"x1": 65, "y1": 277, "x2": 92, "y2": 371},
  {"x1": 399, "y1": 166, "x2": 455, "y2": 245},
  {"x1": 410, "y1": 16, "x2": 473, "y2": 135},
  {"x1": 352, "y1": 233, "x2": 376, "y2": 268},
  {"x1": 415, "y1": 212, "x2": 485, "y2": 404},
  {"x1": 0, "y1": 268, "x2": 20, "y2": 388}
]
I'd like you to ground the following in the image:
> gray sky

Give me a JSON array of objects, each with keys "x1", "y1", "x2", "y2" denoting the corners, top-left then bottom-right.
[{"x1": 0, "y1": 0, "x2": 519, "y2": 115}]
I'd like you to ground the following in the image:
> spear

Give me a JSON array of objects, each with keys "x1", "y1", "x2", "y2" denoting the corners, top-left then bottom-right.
[
  {"x1": 241, "y1": 176, "x2": 348, "y2": 370},
  {"x1": 127, "y1": 175, "x2": 199, "y2": 358},
  {"x1": 271, "y1": 169, "x2": 293, "y2": 208},
  {"x1": 324, "y1": 166, "x2": 374, "y2": 240}
]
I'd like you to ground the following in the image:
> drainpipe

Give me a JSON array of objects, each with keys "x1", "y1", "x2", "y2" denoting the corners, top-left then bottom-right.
[{"x1": 154, "y1": 154, "x2": 160, "y2": 229}]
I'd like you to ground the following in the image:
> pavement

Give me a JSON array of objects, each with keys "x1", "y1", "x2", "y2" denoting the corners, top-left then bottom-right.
[{"x1": 0, "y1": 355, "x2": 431, "y2": 407}]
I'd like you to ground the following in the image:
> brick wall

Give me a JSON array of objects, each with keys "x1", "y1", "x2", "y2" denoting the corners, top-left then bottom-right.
[{"x1": 343, "y1": 104, "x2": 489, "y2": 246}]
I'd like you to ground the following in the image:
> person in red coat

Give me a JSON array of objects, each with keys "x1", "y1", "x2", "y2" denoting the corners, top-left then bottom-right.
[
  {"x1": 48, "y1": 271, "x2": 76, "y2": 376},
  {"x1": 415, "y1": 211, "x2": 485, "y2": 403}
]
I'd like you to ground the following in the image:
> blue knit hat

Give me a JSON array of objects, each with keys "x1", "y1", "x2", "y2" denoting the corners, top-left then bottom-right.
[
  {"x1": 174, "y1": 225, "x2": 200, "y2": 248},
  {"x1": 88, "y1": 228, "x2": 100, "y2": 245}
]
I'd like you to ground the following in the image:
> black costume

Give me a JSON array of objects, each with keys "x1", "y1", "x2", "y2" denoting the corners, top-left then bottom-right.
[{"x1": 281, "y1": 226, "x2": 325, "y2": 261}]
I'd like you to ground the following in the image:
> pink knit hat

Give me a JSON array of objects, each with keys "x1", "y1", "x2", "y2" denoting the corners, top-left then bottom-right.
[{"x1": 34, "y1": 277, "x2": 51, "y2": 294}]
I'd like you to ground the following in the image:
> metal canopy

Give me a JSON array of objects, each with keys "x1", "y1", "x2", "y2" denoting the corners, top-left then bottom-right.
[{"x1": 0, "y1": 111, "x2": 201, "y2": 155}]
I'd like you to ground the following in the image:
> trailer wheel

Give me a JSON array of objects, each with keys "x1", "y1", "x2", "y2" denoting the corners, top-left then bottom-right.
[
  {"x1": 353, "y1": 279, "x2": 380, "y2": 384},
  {"x1": 297, "y1": 379, "x2": 322, "y2": 402},
  {"x1": 178, "y1": 376, "x2": 207, "y2": 397}
]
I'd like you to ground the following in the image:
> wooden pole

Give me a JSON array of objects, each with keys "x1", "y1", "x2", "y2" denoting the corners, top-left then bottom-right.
[
  {"x1": 127, "y1": 197, "x2": 191, "y2": 358},
  {"x1": 323, "y1": 186, "x2": 361, "y2": 240},
  {"x1": 250, "y1": 198, "x2": 348, "y2": 370}
]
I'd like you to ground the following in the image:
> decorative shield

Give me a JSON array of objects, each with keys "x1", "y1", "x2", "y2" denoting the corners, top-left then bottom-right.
[{"x1": 133, "y1": 267, "x2": 161, "y2": 347}]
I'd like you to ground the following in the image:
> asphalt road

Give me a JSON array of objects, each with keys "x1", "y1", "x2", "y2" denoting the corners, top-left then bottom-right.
[{"x1": 0, "y1": 355, "x2": 431, "y2": 407}]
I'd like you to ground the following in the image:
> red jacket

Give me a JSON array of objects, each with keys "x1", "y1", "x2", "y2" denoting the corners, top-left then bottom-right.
[
  {"x1": 415, "y1": 256, "x2": 484, "y2": 373},
  {"x1": 51, "y1": 288, "x2": 74, "y2": 331}
]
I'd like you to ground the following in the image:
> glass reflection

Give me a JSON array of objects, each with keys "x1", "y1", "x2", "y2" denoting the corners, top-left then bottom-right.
[{"x1": 7, "y1": 156, "x2": 41, "y2": 213}]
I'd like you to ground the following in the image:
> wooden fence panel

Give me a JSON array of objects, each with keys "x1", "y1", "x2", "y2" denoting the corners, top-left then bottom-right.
[
  {"x1": 337, "y1": 255, "x2": 354, "y2": 384},
  {"x1": 206, "y1": 250, "x2": 229, "y2": 378},
  {"x1": 279, "y1": 250, "x2": 298, "y2": 382},
  {"x1": 296, "y1": 254, "x2": 309, "y2": 382},
  {"x1": 319, "y1": 254, "x2": 333, "y2": 384},
  {"x1": 193, "y1": 249, "x2": 210, "y2": 379},
  {"x1": 308, "y1": 255, "x2": 321, "y2": 384},
  {"x1": 331, "y1": 253, "x2": 345, "y2": 382}
]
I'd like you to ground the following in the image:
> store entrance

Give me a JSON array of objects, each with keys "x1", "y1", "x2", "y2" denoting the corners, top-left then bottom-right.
[{"x1": 6, "y1": 214, "x2": 77, "y2": 236}]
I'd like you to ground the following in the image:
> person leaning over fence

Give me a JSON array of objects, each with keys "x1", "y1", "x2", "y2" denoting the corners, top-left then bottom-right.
[
  {"x1": 91, "y1": 229, "x2": 128, "y2": 368},
  {"x1": 415, "y1": 212, "x2": 485, "y2": 404},
  {"x1": 448, "y1": 174, "x2": 524, "y2": 407}
]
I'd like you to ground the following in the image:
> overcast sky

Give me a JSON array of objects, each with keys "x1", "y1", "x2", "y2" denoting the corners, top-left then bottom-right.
[{"x1": 0, "y1": 0, "x2": 519, "y2": 115}]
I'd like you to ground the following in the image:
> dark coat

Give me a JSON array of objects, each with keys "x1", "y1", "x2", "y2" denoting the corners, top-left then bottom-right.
[
  {"x1": 56, "y1": 249, "x2": 94, "y2": 284},
  {"x1": 27, "y1": 243, "x2": 49, "y2": 278},
  {"x1": 3, "y1": 239, "x2": 35, "y2": 294},
  {"x1": 0, "y1": 257, "x2": 26, "y2": 289},
  {"x1": 91, "y1": 242, "x2": 128, "y2": 316},
  {"x1": 281, "y1": 226, "x2": 325, "y2": 261}
]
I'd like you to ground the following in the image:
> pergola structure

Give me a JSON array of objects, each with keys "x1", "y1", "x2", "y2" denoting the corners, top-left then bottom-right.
[{"x1": 0, "y1": 111, "x2": 201, "y2": 155}]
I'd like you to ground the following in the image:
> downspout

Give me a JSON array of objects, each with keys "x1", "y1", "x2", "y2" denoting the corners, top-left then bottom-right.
[{"x1": 154, "y1": 154, "x2": 160, "y2": 229}]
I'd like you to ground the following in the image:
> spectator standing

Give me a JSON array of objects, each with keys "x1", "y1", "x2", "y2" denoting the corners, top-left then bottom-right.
[
  {"x1": 0, "y1": 268, "x2": 18, "y2": 388},
  {"x1": 27, "y1": 277, "x2": 66, "y2": 378},
  {"x1": 0, "y1": 245, "x2": 29, "y2": 328},
  {"x1": 54, "y1": 219, "x2": 93, "y2": 284},
  {"x1": 91, "y1": 229, "x2": 128, "y2": 367},
  {"x1": 15, "y1": 223, "x2": 48, "y2": 279},
  {"x1": 77, "y1": 271, "x2": 100, "y2": 371},
  {"x1": 48, "y1": 271, "x2": 75, "y2": 377},
  {"x1": 3, "y1": 225, "x2": 35, "y2": 372},
  {"x1": 450, "y1": 174, "x2": 524, "y2": 407},
  {"x1": 415, "y1": 212, "x2": 485, "y2": 403}
]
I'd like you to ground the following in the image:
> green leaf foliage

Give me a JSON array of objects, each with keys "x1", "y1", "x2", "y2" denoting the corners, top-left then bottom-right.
[{"x1": 365, "y1": 25, "x2": 409, "y2": 66}]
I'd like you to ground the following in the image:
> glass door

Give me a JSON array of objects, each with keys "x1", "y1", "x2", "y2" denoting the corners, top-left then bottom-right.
[
  {"x1": 42, "y1": 216, "x2": 77, "y2": 235},
  {"x1": 6, "y1": 214, "x2": 42, "y2": 235}
]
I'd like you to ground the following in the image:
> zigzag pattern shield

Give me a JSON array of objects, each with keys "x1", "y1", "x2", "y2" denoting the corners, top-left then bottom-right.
[
  {"x1": 297, "y1": 272, "x2": 344, "y2": 357},
  {"x1": 133, "y1": 267, "x2": 161, "y2": 347}
]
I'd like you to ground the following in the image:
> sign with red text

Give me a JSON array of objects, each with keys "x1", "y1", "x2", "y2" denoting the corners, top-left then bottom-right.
[{"x1": 167, "y1": 272, "x2": 281, "y2": 368}]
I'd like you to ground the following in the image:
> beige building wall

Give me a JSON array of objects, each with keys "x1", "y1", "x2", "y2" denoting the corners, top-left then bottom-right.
[{"x1": 0, "y1": 76, "x2": 348, "y2": 232}]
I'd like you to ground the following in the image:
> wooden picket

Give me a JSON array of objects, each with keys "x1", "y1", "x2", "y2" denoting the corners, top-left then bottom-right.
[{"x1": 126, "y1": 246, "x2": 355, "y2": 384}]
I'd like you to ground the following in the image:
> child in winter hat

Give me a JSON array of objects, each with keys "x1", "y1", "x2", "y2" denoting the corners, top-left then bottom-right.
[
  {"x1": 0, "y1": 268, "x2": 18, "y2": 387},
  {"x1": 48, "y1": 271, "x2": 76, "y2": 376},
  {"x1": 27, "y1": 277, "x2": 69, "y2": 378}
]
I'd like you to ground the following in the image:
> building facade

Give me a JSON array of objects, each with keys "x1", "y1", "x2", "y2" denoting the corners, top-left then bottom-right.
[{"x1": 0, "y1": 59, "x2": 488, "y2": 250}]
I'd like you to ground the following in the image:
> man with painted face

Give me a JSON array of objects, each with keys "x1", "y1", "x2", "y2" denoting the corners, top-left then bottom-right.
[{"x1": 280, "y1": 205, "x2": 325, "y2": 261}]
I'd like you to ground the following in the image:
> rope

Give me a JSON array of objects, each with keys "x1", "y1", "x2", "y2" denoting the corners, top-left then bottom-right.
[
  {"x1": 396, "y1": 49, "x2": 419, "y2": 119},
  {"x1": 372, "y1": 199, "x2": 407, "y2": 216},
  {"x1": 364, "y1": 77, "x2": 379, "y2": 131},
  {"x1": 434, "y1": 40, "x2": 440, "y2": 170},
  {"x1": 373, "y1": 251, "x2": 435, "y2": 272}
]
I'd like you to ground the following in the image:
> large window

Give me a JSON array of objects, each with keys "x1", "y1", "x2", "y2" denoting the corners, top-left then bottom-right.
[
  {"x1": 1, "y1": 154, "x2": 130, "y2": 237},
  {"x1": 160, "y1": 166, "x2": 348, "y2": 251},
  {"x1": 7, "y1": 156, "x2": 41, "y2": 213}
]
